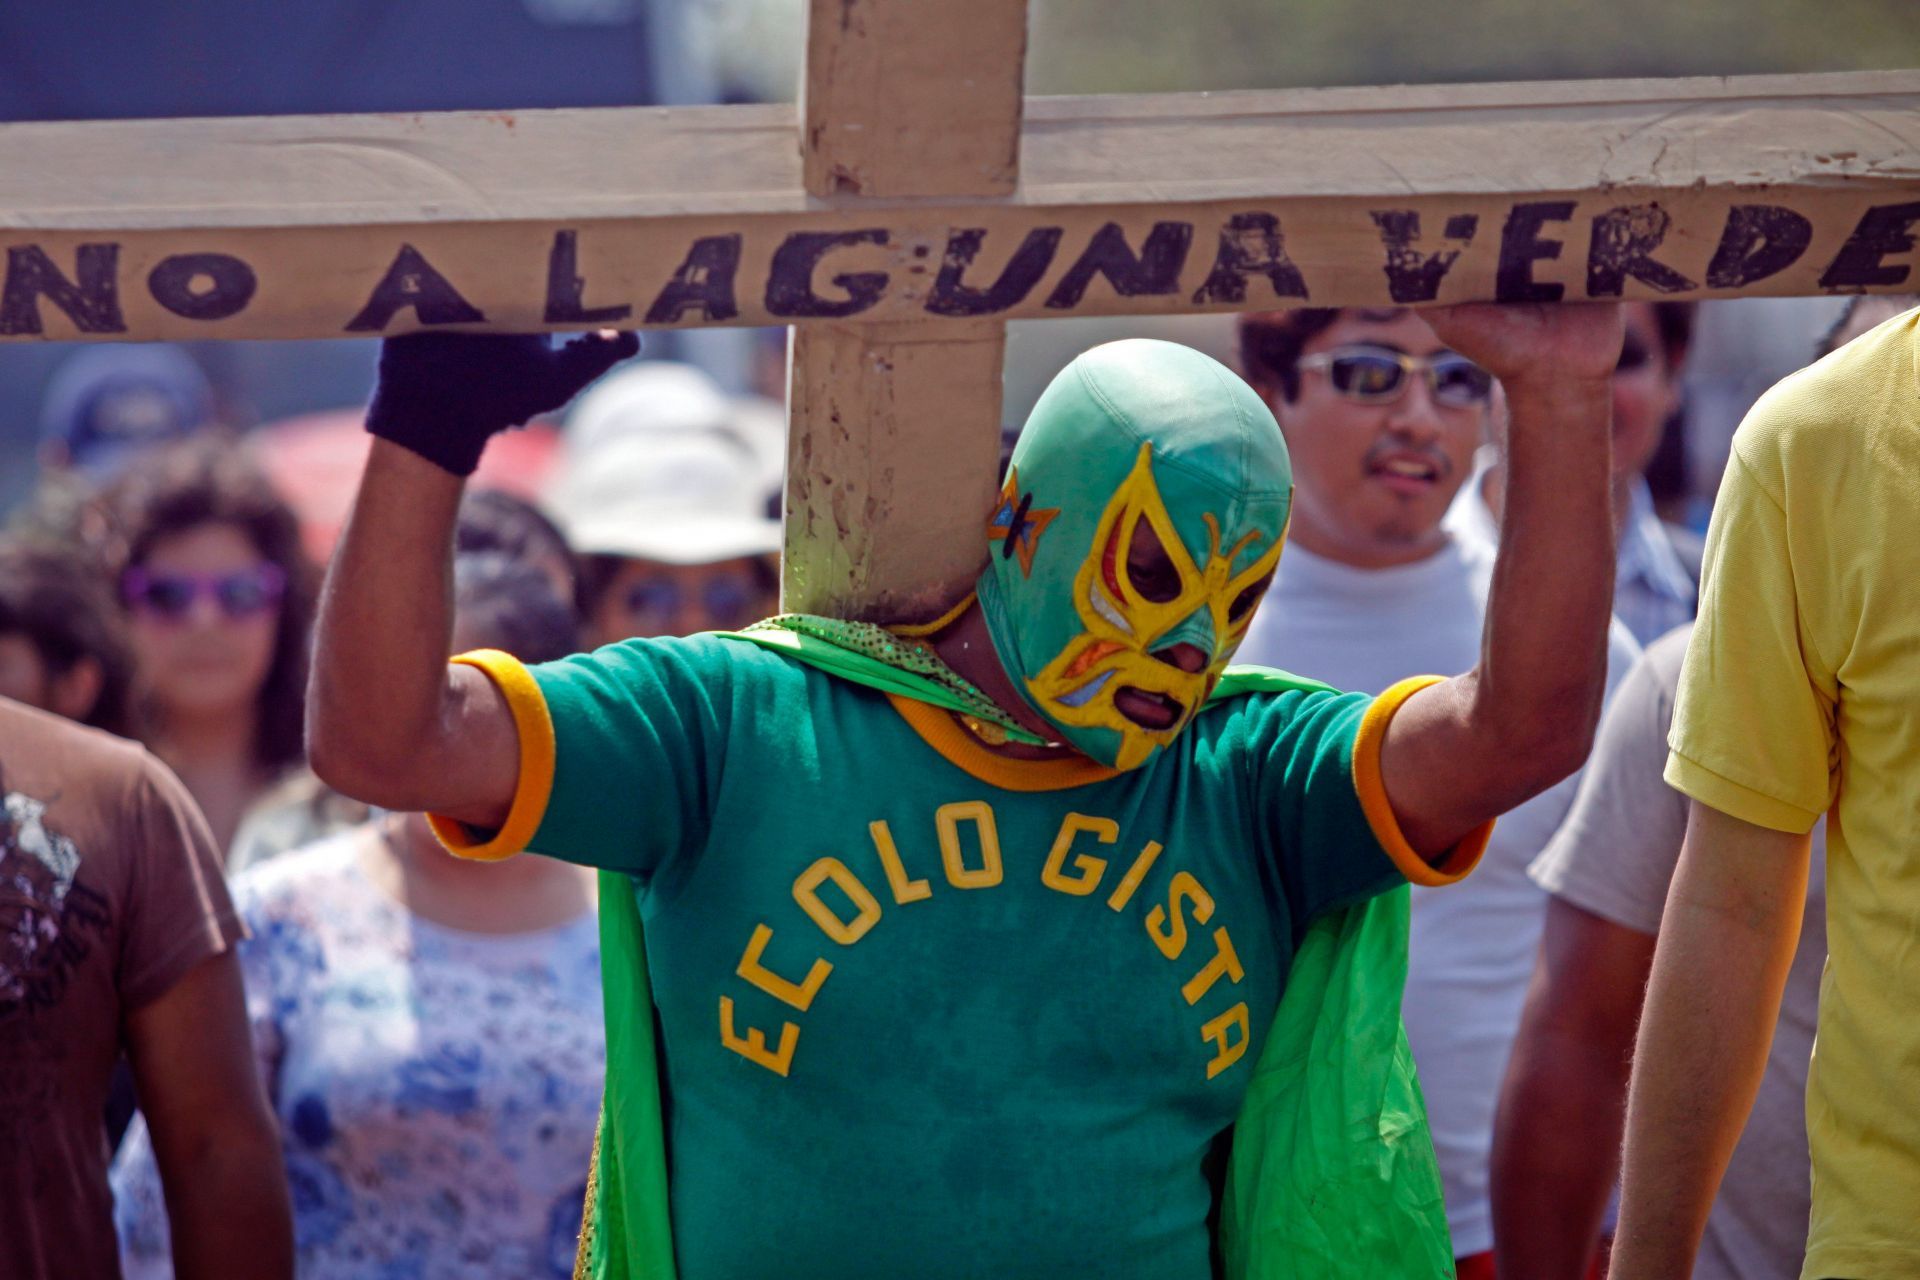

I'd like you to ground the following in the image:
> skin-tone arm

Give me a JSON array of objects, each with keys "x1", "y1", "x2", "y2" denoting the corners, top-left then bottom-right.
[
  {"x1": 1491, "y1": 898, "x2": 1658, "y2": 1278},
  {"x1": 307, "y1": 439, "x2": 519, "y2": 827},
  {"x1": 1377, "y1": 302, "x2": 1623, "y2": 855},
  {"x1": 126, "y1": 951, "x2": 294, "y2": 1280},
  {"x1": 1611, "y1": 801, "x2": 1810, "y2": 1279},
  {"x1": 309, "y1": 330, "x2": 632, "y2": 827}
]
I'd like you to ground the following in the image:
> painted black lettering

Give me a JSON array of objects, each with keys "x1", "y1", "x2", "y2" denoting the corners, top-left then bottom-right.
[
  {"x1": 0, "y1": 243, "x2": 125, "y2": 335},
  {"x1": 1495, "y1": 202, "x2": 1574, "y2": 303},
  {"x1": 1190, "y1": 213, "x2": 1307, "y2": 305},
  {"x1": 1586, "y1": 203, "x2": 1698, "y2": 297},
  {"x1": 644, "y1": 235, "x2": 743, "y2": 325},
  {"x1": 1818, "y1": 201, "x2": 1920, "y2": 291},
  {"x1": 1370, "y1": 211, "x2": 1478, "y2": 304},
  {"x1": 544, "y1": 230, "x2": 631, "y2": 325},
  {"x1": 1704, "y1": 205, "x2": 1813, "y2": 289},
  {"x1": 147, "y1": 253, "x2": 256, "y2": 321},
  {"x1": 925, "y1": 227, "x2": 1062, "y2": 317},
  {"x1": 344, "y1": 244, "x2": 486, "y2": 332},
  {"x1": 1046, "y1": 221, "x2": 1193, "y2": 310},
  {"x1": 765, "y1": 229, "x2": 890, "y2": 319}
]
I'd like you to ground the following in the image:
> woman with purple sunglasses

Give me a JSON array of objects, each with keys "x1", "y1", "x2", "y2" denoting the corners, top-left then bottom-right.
[{"x1": 108, "y1": 441, "x2": 318, "y2": 858}]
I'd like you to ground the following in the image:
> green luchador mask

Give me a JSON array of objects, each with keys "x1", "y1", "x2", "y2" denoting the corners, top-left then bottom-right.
[{"x1": 976, "y1": 339, "x2": 1293, "y2": 771}]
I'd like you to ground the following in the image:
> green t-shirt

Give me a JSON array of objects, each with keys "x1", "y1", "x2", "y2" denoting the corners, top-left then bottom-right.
[{"x1": 501, "y1": 634, "x2": 1414, "y2": 1280}]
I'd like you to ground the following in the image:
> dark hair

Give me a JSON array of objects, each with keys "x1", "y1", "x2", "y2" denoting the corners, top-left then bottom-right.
[
  {"x1": 452, "y1": 553, "x2": 579, "y2": 666},
  {"x1": 455, "y1": 489, "x2": 574, "y2": 594},
  {"x1": 1642, "y1": 411, "x2": 1691, "y2": 510},
  {"x1": 1236, "y1": 307, "x2": 1349, "y2": 402},
  {"x1": 574, "y1": 554, "x2": 624, "y2": 619},
  {"x1": 1817, "y1": 293, "x2": 1920, "y2": 359},
  {"x1": 1629, "y1": 303, "x2": 1696, "y2": 509},
  {"x1": 107, "y1": 440, "x2": 315, "y2": 771},
  {"x1": 1649, "y1": 301, "x2": 1696, "y2": 366},
  {"x1": 0, "y1": 536, "x2": 135, "y2": 735}
]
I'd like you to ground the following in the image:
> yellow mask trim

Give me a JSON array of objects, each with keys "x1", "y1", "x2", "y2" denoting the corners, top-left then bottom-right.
[{"x1": 1027, "y1": 443, "x2": 1283, "y2": 771}]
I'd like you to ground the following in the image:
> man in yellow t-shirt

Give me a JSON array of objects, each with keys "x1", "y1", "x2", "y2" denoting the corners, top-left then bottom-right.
[{"x1": 1613, "y1": 302, "x2": 1920, "y2": 1280}]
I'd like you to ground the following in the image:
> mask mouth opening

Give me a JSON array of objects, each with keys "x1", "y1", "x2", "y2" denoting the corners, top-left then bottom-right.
[{"x1": 1113, "y1": 685, "x2": 1185, "y2": 730}]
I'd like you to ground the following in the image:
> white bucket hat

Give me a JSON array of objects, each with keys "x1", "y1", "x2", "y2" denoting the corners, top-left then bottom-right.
[{"x1": 546, "y1": 362, "x2": 784, "y2": 564}]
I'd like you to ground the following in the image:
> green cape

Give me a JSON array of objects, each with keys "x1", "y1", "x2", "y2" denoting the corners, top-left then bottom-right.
[{"x1": 573, "y1": 628, "x2": 1453, "y2": 1280}]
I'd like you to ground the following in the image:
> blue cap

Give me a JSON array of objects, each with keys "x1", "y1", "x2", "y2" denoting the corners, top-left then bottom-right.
[{"x1": 40, "y1": 345, "x2": 215, "y2": 478}]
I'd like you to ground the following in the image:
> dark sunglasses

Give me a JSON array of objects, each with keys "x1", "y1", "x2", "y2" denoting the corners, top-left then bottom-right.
[
  {"x1": 122, "y1": 563, "x2": 286, "y2": 621},
  {"x1": 1615, "y1": 336, "x2": 1654, "y2": 373},
  {"x1": 1297, "y1": 345, "x2": 1494, "y2": 407},
  {"x1": 622, "y1": 576, "x2": 758, "y2": 629}
]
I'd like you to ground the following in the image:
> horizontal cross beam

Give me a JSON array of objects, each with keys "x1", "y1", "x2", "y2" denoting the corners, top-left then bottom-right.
[{"x1": 1, "y1": 70, "x2": 1916, "y2": 343}]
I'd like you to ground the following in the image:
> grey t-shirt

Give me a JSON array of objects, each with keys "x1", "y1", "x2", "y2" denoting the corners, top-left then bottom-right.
[{"x1": 1531, "y1": 625, "x2": 1826, "y2": 1280}]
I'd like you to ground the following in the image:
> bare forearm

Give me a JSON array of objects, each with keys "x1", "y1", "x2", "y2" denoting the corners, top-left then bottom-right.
[
  {"x1": 1613, "y1": 812, "x2": 1809, "y2": 1278},
  {"x1": 132, "y1": 954, "x2": 293, "y2": 1279},
  {"x1": 1496, "y1": 903, "x2": 1656, "y2": 1276},
  {"x1": 166, "y1": 1133, "x2": 294, "y2": 1279},
  {"x1": 1493, "y1": 1025, "x2": 1630, "y2": 1278},
  {"x1": 308, "y1": 438, "x2": 463, "y2": 804},
  {"x1": 1477, "y1": 377, "x2": 1614, "y2": 780},
  {"x1": 1382, "y1": 376, "x2": 1614, "y2": 853}
]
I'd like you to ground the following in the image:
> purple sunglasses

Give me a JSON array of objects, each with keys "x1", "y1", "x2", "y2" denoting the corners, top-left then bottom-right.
[{"x1": 121, "y1": 563, "x2": 287, "y2": 621}]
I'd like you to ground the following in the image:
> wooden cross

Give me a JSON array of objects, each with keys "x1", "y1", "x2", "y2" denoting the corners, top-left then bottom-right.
[{"x1": 1, "y1": 0, "x2": 1915, "y2": 619}]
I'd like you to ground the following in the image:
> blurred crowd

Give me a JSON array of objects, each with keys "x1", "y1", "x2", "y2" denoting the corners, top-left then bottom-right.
[
  {"x1": 3, "y1": 290, "x2": 1915, "y2": 1279},
  {"x1": 0, "y1": 344, "x2": 786, "y2": 1277}
]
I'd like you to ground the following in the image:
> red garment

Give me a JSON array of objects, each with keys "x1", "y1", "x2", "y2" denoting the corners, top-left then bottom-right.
[{"x1": 1455, "y1": 1241, "x2": 1609, "y2": 1280}]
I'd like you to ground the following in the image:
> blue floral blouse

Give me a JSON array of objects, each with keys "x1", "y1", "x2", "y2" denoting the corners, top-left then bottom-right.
[{"x1": 112, "y1": 831, "x2": 604, "y2": 1278}]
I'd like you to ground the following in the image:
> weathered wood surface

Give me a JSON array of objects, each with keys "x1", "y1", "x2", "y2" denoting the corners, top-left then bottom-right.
[
  {"x1": 782, "y1": 0, "x2": 1024, "y2": 619},
  {"x1": 783, "y1": 319, "x2": 1007, "y2": 617},
  {"x1": 2, "y1": 71, "x2": 1916, "y2": 342},
  {"x1": 801, "y1": 0, "x2": 1024, "y2": 198}
]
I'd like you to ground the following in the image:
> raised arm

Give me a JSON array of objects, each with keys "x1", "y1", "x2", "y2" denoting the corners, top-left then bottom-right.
[
  {"x1": 306, "y1": 331, "x2": 636, "y2": 827},
  {"x1": 1377, "y1": 302, "x2": 1622, "y2": 854}
]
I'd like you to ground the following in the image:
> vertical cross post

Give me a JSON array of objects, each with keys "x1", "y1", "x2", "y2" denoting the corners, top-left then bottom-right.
[{"x1": 781, "y1": 0, "x2": 1028, "y2": 621}]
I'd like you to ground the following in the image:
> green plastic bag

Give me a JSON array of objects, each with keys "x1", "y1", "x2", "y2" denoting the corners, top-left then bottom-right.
[{"x1": 1222, "y1": 885, "x2": 1455, "y2": 1279}]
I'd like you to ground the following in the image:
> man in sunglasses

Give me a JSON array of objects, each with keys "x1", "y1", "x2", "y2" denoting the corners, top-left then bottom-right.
[
  {"x1": 308, "y1": 301, "x2": 1623, "y2": 1279},
  {"x1": 1234, "y1": 304, "x2": 1641, "y2": 1279}
]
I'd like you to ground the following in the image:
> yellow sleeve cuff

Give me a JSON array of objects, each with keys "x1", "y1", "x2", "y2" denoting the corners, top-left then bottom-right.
[
  {"x1": 1351, "y1": 675, "x2": 1493, "y2": 888},
  {"x1": 1663, "y1": 749, "x2": 1822, "y2": 835},
  {"x1": 426, "y1": 649, "x2": 557, "y2": 863}
]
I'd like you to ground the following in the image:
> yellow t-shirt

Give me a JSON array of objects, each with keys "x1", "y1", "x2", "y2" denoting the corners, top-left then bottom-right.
[{"x1": 1666, "y1": 303, "x2": 1920, "y2": 1280}]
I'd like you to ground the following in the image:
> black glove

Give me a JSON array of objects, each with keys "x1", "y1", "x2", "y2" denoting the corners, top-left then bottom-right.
[{"x1": 365, "y1": 330, "x2": 641, "y2": 476}]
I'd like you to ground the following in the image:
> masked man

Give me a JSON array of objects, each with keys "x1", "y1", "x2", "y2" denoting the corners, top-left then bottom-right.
[{"x1": 309, "y1": 302, "x2": 1621, "y2": 1279}]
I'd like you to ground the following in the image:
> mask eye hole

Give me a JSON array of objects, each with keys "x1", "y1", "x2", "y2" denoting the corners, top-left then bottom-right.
[
  {"x1": 1227, "y1": 572, "x2": 1274, "y2": 624},
  {"x1": 1125, "y1": 518, "x2": 1184, "y2": 604}
]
